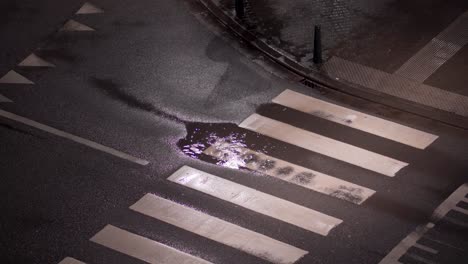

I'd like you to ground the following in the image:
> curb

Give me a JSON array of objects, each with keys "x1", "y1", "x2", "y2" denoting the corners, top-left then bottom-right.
[{"x1": 198, "y1": 0, "x2": 468, "y2": 130}]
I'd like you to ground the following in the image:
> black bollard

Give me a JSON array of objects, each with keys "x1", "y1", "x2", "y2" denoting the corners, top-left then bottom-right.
[
  {"x1": 235, "y1": 0, "x2": 245, "y2": 19},
  {"x1": 313, "y1": 25, "x2": 322, "y2": 64}
]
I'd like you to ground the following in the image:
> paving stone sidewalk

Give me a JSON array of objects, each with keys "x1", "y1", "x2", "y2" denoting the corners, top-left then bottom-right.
[{"x1": 213, "y1": 0, "x2": 468, "y2": 121}]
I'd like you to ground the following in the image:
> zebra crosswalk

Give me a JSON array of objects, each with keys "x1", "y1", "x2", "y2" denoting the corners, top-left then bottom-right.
[
  {"x1": 203, "y1": 142, "x2": 375, "y2": 204},
  {"x1": 59, "y1": 89, "x2": 439, "y2": 264},
  {"x1": 168, "y1": 166, "x2": 342, "y2": 236},
  {"x1": 240, "y1": 113, "x2": 408, "y2": 177},
  {"x1": 130, "y1": 194, "x2": 308, "y2": 264}
]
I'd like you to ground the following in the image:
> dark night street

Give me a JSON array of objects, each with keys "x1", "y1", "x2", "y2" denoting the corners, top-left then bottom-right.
[{"x1": 0, "y1": 1, "x2": 467, "y2": 264}]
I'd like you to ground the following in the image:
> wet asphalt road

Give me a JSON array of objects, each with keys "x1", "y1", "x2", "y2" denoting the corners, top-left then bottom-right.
[{"x1": 1, "y1": 0, "x2": 467, "y2": 264}]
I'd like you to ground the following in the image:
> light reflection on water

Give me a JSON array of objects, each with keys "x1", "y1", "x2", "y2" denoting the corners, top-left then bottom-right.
[{"x1": 181, "y1": 130, "x2": 250, "y2": 170}]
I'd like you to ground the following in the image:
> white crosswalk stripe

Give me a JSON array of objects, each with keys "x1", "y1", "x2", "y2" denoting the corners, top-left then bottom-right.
[
  {"x1": 168, "y1": 165, "x2": 342, "y2": 236},
  {"x1": 58, "y1": 257, "x2": 86, "y2": 264},
  {"x1": 273, "y1": 89, "x2": 438, "y2": 149},
  {"x1": 131, "y1": 194, "x2": 308, "y2": 264},
  {"x1": 204, "y1": 142, "x2": 375, "y2": 204},
  {"x1": 240, "y1": 113, "x2": 408, "y2": 177},
  {"x1": 91, "y1": 225, "x2": 214, "y2": 264}
]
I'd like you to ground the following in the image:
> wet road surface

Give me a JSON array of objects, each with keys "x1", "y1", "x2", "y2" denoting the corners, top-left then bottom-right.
[{"x1": 1, "y1": 1, "x2": 467, "y2": 264}]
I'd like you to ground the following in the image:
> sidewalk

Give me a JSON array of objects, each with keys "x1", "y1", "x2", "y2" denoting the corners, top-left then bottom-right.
[{"x1": 204, "y1": 0, "x2": 468, "y2": 128}]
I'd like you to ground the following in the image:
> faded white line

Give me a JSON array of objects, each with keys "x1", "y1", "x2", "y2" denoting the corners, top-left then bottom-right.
[
  {"x1": 0, "y1": 70, "x2": 34, "y2": 84},
  {"x1": 0, "y1": 109, "x2": 149, "y2": 165},
  {"x1": 91, "y1": 225, "x2": 213, "y2": 264},
  {"x1": 395, "y1": 11, "x2": 468, "y2": 82},
  {"x1": 0, "y1": 94, "x2": 12, "y2": 103},
  {"x1": 239, "y1": 114, "x2": 408, "y2": 177},
  {"x1": 167, "y1": 166, "x2": 342, "y2": 236},
  {"x1": 58, "y1": 257, "x2": 86, "y2": 264},
  {"x1": 272, "y1": 89, "x2": 438, "y2": 149},
  {"x1": 414, "y1": 243, "x2": 438, "y2": 254},
  {"x1": 379, "y1": 183, "x2": 468, "y2": 264},
  {"x1": 204, "y1": 142, "x2": 375, "y2": 204},
  {"x1": 19, "y1": 53, "x2": 55, "y2": 67},
  {"x1": 131, "y1": 194, "x2": 308, "y2": 264}
]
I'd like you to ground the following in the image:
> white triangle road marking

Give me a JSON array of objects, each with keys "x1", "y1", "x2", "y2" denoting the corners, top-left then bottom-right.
[
  {"x1": 18, "y1": 53, "x2": 55, "y2": 67},
  {"x1": 0, "y1": 70, "x2": 34, "y2": 84},
  {"x1": 76, "y1": 2, "x2": 104, "y2": 14},
  {"x1": 60, "y1": 19, "x2": 95, "y2": 31},
  {"x1": 0, "y1": 93, "x2": 13, "y2": 103},
  {"x1": 58, "y1": 257, "x2": 86, "y2": 264}
]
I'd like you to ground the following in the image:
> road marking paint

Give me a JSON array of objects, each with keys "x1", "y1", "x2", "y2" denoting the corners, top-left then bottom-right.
[
  {"x1": 0, "y1": 70, "x2": 34, "y2": 84},
  {"x1": 379, "y1": 225, "x2": 431, "y2": 264},
  {"x1": 379, "y1": 183, "x2": 468, "y2": 264},
  {"x1": 445, "y1": 215, "x2": 468, "y2": 228},
  {"x1": 91, "y1": 225, "x2": 213, "y2": 264},
  {"x1": 0, "y1": 109, "x2": 149, "y2": 165},
  {"x1": 168, "y1": 166, "x2": 342, "y2": 236},
  {"x1": 58, "y1": 257, "x2": 86, "y2": 264},
  {"x1": 0, "y1": 94, "x2": 12, "y2": 103},
  {"x1": 324, "y1": 56, "x2": 468, "y2": 116},
  {"x1": 131, "y1": 194, "x2": 308, "y2": 264},
  {"x1": 60, "y1": 20, "x2": 95, "y2": 31},
  {"x1": 76, "y1": 2, "x2": 104, "y2": 14},
  {"x1": 454, "y1": 205, "x2": 468, "y2": 215},
  {"x1": 204, "y1": 142, "x2": 375, "y2": 204},
  {"x1": 424, "y1": 236, "x2": 467, "y2": 252},
  {"x1": 272, "y1": 89, "x2": 438, "y2": 149},
  {"x1": 414, "y1": 243, "x2": 438, "y2": 254},
  {"x1": 239, "y1": 114, "x2": 408, "y2": 177},
  {"x1": 433, "y1": 184, "x2": 468, "y2": 219},
  {"x1": 18, "y1": 53, "x2": 55, "y2": 67},
  {"x1": 406, "y1": 253, "x2": 437, "y2": 264},
  {"x1": 395, "y1": 11, "x2": 468, "y2": 82}
]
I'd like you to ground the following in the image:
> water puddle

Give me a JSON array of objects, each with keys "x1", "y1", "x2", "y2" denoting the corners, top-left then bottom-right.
[{"x1": 177, "y1": 122, "x2": 279, "y2": 170}]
